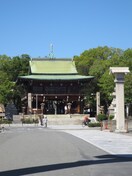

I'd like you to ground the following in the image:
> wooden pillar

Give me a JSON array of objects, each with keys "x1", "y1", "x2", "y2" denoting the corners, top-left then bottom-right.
[{"x1": 36, "y1": 94, "x2": 38, "y2": 110}]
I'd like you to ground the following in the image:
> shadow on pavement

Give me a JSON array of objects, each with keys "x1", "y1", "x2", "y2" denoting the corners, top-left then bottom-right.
[{"x1": 0, "y1": 155, "x2": 132, "y2": 176}]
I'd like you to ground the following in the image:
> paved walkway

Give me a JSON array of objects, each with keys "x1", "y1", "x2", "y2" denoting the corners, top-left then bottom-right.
[
  {"x1": 49, "y1": 125, "x2": 132, "y2": 157},
  {"x1": 1, "y1": 124, "x2": 132, "y2": 157}
]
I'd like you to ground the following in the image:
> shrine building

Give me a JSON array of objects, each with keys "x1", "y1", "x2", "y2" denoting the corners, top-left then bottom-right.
[{"x1": 18, "y1": 58, "x2": 94, "y2": 114}]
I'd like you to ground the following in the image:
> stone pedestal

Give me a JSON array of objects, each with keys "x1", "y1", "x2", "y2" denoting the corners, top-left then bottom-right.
[
  {"x1": 108, "y1": 93, "x2": 116, "y2": 119},
  {"x1": 110, "y1": 67, "x2": 130, "y2": 132}
]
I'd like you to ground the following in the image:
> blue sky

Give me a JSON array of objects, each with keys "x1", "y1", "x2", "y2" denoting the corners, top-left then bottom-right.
[{"x1": 0, "y1": 0, "x2": 132, "y2": 58}]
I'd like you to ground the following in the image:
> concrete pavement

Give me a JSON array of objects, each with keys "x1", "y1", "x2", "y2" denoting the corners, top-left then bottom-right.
[
  {"x1": 49, "y1": 125, "x2": 132, "y2": 157},
  {"x1": 1, "y1": 124, "x2": 132, "y2": 157}
]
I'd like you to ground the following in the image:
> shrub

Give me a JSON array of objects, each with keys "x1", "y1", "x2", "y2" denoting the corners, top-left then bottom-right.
[
  {"x1": 97, "y1": 113, "x2": 107, "y2": 122},
  {"x1": 88, "y1": 122, "x2": 101, "y2": 127},
  {"x1": 109, "y1": 115, "x2": 114, "y2": 120},
  {"x1": 0, "y1": 118, "x2": 12, "y2": 124},
  {"x1": 21, "y1": 118, "x2": 33, "y2": 124},
  {"x1": 21, "y1": 117, "x2": 39, "y2": 124},
  {"x1": 33, "y1": 118, "x2": 39, "y2": 124}
]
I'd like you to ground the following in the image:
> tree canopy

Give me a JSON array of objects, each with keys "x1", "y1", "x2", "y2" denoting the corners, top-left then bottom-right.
[
  {"x1": 0, "y1": 54, "x2": 30, "y2": 108},
  {"x1": 74, "y1": 46, "x2": 132, "y2": 110}
]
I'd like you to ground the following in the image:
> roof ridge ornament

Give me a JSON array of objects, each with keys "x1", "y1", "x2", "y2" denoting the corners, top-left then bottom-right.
[{"x1": 49, "y1": 43, "x2": 54, "y2": 59}]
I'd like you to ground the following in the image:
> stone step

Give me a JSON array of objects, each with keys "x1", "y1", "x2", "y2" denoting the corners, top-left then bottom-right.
[
  {"x1": 13, "y1": 115, "x2": 22, "y2": 124},
  {"x1": 47, "y1": 117, "x2": 82, "y2": 125},
  {"x1": 13, "y1": 114, "x2": 85, "y2": 125},
  {"x1": 43, "y1": 114, "x2": 84, "y2": 125}
]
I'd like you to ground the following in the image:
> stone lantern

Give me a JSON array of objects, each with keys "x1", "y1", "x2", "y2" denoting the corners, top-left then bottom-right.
[{"x1": 110, "y1": 67, "x2": 130, "y2": 132}]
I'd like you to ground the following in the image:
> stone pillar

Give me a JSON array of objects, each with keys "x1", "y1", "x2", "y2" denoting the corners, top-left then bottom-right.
[
  {"x1": 96, "y1": 92, "x2": 100, "y2": 116},
  {"x1": 110, "y1": 67, "x2": 130, "y2": 132},
  {"x1": 28, "y1": 93, "x2": 32, "y2": 114}
]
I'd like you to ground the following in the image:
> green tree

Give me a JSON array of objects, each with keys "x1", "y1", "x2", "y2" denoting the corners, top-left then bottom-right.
[
  {"x1": 121, "y1": 49, "x2": 132, "y2": 70},
  {"x1": 125, "y1": 72, "x2": 132, "y2": 104},
  {"x1": 0, "y1": 71, "x2": 14, "y2": 104},
  {"x1": 0, "y1": 54, "x2": 11, "y2": 61},
  {"x1": 98, "y1": 70, "x2": 114, "y2": 107},
  {"x1": 74, "y1": 46, "x2": 130, "y2": 112},
  {"x1": 0, "y1": 54, "x2": 30, "y2": 107}
]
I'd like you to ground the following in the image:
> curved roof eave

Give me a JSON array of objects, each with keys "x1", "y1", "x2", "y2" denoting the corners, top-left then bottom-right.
[{"x1": 18, "y1": 75, "x2": 94, "y2": 81}]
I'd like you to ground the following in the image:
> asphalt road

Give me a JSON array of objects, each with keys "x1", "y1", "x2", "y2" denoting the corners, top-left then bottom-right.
[{"x1": 0, "y1": 127, "x2": 132, "y2": 176}]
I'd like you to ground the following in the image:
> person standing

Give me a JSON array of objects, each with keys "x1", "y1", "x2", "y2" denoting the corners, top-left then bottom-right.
[
  {"x1": 64, "y1": 105, "x2": 68, "y2": 114},
  {"x1": 43, "y1": 115, "x2": 48, "y2": 127}
]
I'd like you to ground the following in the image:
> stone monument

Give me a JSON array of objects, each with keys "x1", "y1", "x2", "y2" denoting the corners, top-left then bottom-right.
[
  {"x1": 110, "y1": 67, "x2": 130, "y2": 132},
  {"x1": 108, "y1": 91, "x2": 116, "y2": 119}
]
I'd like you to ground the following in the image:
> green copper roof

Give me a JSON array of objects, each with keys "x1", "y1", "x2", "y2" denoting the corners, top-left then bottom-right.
[
  {"x1": 19, "y1": 75, "x2": 94, "y2": 81},
  {"x1": 30, "y1": 59, "x2": 78, "y2": 74},
  {"x1": 18, "y1": 59, "x2": 94, "y2": 81}
]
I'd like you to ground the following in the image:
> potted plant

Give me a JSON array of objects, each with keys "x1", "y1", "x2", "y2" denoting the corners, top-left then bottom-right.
[
  {"x1": 97, "y1": 113, "x2": 107, "y2": 130},
  {"x1": 109, "y1": 115, "x2": 114, "y2": 132},
  {"x1": 109, "y1": 115, "x2": 114, "y2": 120},
  {"x1": 97, "y1": 113, "x2": 107, "y2": 121}
]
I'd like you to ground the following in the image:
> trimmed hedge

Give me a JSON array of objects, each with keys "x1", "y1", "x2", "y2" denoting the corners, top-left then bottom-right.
[
  {"x1": 0, "y1": 119, "x2": 12, "y2": 124},
  {"x1": 21, "y1": 118, "x2": 39, "y2": 124},
  {"x1": 97, "y1": 113, "x2": 107, "y2": 122},
  {"x1": 88, "y1": 122, "x2": 101, "y2": 127}
]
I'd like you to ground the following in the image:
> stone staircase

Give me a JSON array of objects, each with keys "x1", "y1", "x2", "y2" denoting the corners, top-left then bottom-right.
[
  {"x1": 46, "y1": 114, "x2": 83, "y2": 125},
  {"x1": 13, "y1": 114, "x2": 84, "y2": 125}
]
